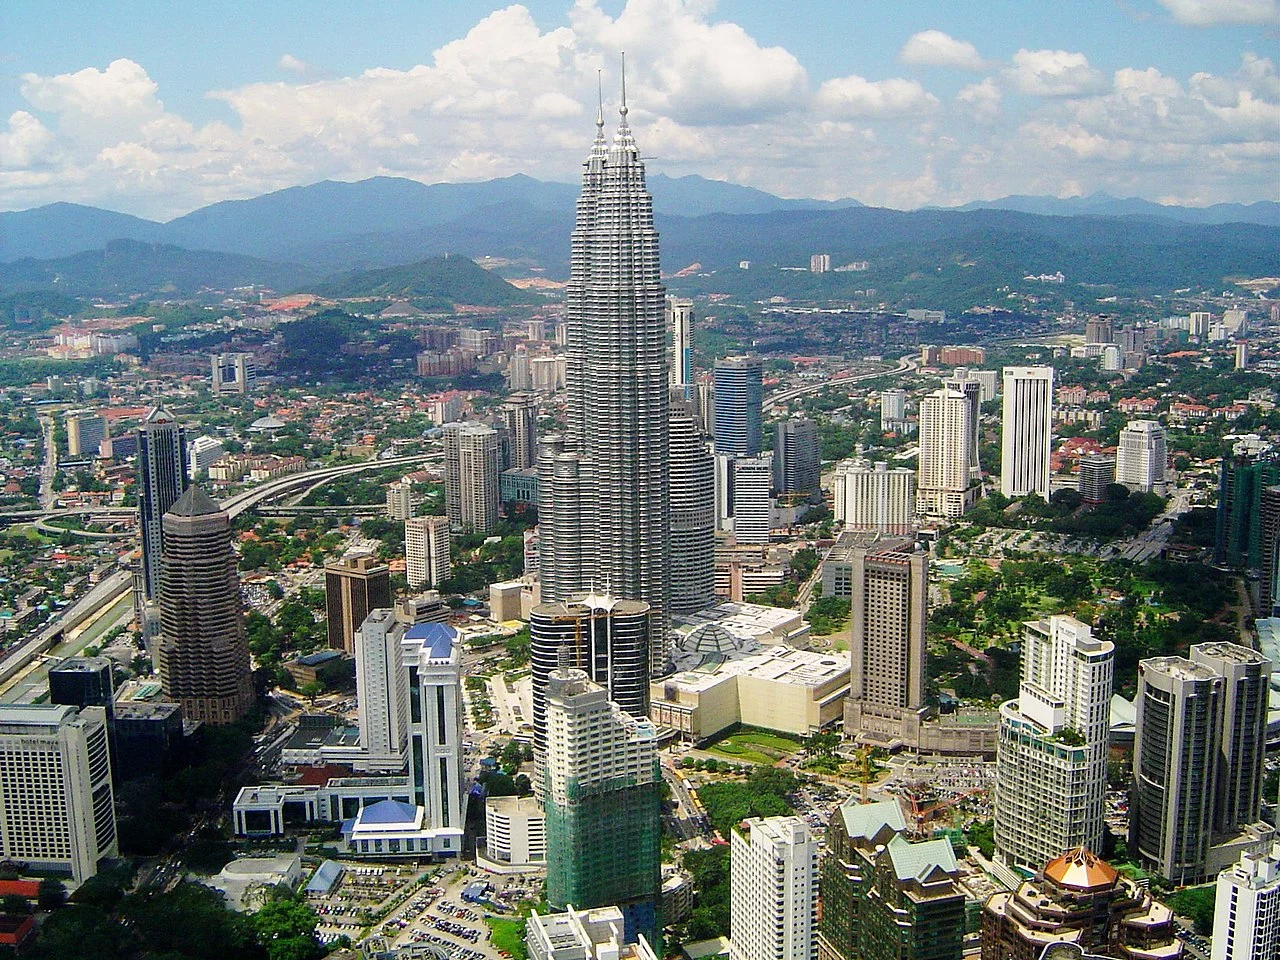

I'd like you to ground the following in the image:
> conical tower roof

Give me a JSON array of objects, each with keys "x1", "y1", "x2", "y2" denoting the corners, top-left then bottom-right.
[
  {"x1": 143, "y1": 405, "x2": 177, "y2": 425},
  {"x1": 166, "y1": 485, "x2": 223, "y2": 518}
]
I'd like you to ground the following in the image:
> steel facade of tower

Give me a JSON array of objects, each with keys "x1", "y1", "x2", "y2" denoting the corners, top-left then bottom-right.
[
  {"x1": 137, "y1": 407, "x2": 189, "y2": 601},
  {"x1": 541, "y1": 84, "x2": 670, "y2": 674},
  {"x1": 668, "y1": 405, "x2": 716, "y2": 614},
  {"x1": 713, "y1": 355, "x2": 763, "y2": 456},
  {"x1": 529, "y1": 594, "x2": 651, "y2": 764},
  {"x1": 154, "y1": 487, "x2": 254, "y2": 725}
]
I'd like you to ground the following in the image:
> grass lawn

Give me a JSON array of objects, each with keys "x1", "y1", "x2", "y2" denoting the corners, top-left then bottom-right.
[
  {"x1": 707, "y1": 731, "x2": 798, "y2": 766},
  {"x1": 485, "y1": 917, "x2": 527, "y2": 959}
]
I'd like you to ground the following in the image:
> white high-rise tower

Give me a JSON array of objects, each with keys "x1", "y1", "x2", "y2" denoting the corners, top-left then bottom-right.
[
  {"x1": 730, "y1": 816, "x2": 818, "y2": 960},
  {"x1": 668, "y1": 297, "x2": 694, "y2": 398},
  {"x1": 994, "y1": 615, "x2": 1114, "y2": 870},
  {"x1": 1000, "y1": 366, "x2": 1054, "y2": 500},
  {"x1": 540, "y1": 69, "x2": 670, "y2": 674},
  {"x1": 917, "y1": 387, "x2": 978, "y2": 518},
  {"x1": 1116, "y1": 419, "x2": 1168, "y2": 492},
  {"x1": 1213, "y1": 842, "x2": 1280, "y2": 960}
]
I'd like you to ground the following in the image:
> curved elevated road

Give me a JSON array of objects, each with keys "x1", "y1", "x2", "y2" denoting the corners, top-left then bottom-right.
[
  {"x1": 0, "y1": 451, "x2": 438, "y2": 693},
  {"x1": 763, "y1": 354, "x2": 918, "y2": 413}
]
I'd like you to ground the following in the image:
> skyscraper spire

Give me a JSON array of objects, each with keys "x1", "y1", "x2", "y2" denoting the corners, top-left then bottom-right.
[
  {"x1": 541, "y1": 59, "x2": 670, "y2": 675},
  {"x1": 619, "y1": 50, "x2": 628, "y2": 117},
  {"x1": 596, "y1": 69, "x2": 604, "y2": 130}
]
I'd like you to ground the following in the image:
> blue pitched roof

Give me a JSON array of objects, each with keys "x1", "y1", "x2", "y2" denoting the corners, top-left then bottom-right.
[
  {"x1": 405, "y1": 622, "x2": 457, "y2": 659},
  {"x1": 305, "y1": 860, "x2": 343, "y2": 893},
  {"x1": 358, "y1": 799, "x2": 419, "y2": 824}
]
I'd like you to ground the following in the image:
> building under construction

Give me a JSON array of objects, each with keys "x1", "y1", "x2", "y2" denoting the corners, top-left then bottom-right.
[{"x1": 541, "y1": 666, "x2": 662, "y2": 948}]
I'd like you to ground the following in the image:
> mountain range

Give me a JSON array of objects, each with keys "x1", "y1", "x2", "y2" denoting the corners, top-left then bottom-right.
[{"x1": 0, "y1": 174, "x2": 1276, "y2": 300}]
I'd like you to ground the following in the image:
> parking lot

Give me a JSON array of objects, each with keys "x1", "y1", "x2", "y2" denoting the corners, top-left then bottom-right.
[{"x1": 368, "y1": 866, "x2": 542, "y2": 958}]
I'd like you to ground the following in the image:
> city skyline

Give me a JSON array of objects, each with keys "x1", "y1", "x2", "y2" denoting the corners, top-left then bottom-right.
[{"x1": 1, "y1": 1, "x2": 1276, "y2": 219}]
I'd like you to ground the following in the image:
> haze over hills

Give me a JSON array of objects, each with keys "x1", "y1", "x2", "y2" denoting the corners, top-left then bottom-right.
[
  {"x1": 0, "y1": 174, "x2": 1276, "y2": 301},
  {"x1": 0, "y1": 174, "x2": 864, "y2": 265},
  {"x1": 3, "y1": 174, "x2": 1276, "y2": 266},
  {"x1": 937, "y1": 192, "x2": 1280, "y2": 226}
]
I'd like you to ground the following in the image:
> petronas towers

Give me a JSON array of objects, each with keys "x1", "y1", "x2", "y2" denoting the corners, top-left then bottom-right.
[{"x1": 538, "y1": 78, "x2": 673, "y2": 675}]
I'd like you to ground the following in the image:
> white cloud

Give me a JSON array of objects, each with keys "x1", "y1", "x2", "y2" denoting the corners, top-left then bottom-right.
[
  {"x1": 278, "y1": 54, "x2": 312, "y2": 75},
  {"x1": 20, "y1": 58, "x2": 164, "y2": 144},
  {"x1": 0, "y1": 112, "x2": 55, "y2": 169},
  {"x1": 1006, "y1": 49, "x2": 1107, "y2": 96},
  {"x1": 816, "y1": 75, "x2": 938, "y2": 118},
  {"x1": 1156, "y1": 0, "x2": 1280, "y2": 25},
  {"x1": 899, "y1": 30, "x2": 988, "y2": 71},
  {"x1": 955, "y1": 78, "x2": 1002, "y2": 121},
  {"x1": 570, "y1": 0, "x2": 808, "y2": 124},
  {"x1": 2, "y1": 1, "x2": 1277, "y2": 217}
]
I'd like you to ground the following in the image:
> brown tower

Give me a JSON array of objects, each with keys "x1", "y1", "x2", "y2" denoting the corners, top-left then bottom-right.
[
  {"x1": 155, "y1": 486, "x2": 254, "y2": 724},
  {"x1": 323, "y1": 555, "x2": 391, "y2": 652}
]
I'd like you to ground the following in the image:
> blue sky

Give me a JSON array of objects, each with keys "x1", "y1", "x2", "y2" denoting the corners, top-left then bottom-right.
[{"x1": 1, "y1": 0, "x2": 1277, "y2": 217}]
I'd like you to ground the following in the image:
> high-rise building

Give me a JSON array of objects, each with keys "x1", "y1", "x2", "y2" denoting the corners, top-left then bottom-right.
[
  {"x1": 1077, "y1": 453, "x2": 1116, "y2": 505},
  {"x1": 66, "y1": 411, "x2": 105, "y2": 457},
  {"x1": 509, "y1": 348, "x2": 532, "y2": 392},
  {"x1": 994, "y1": 616, "x2": 1113, "y2": 871},
  {"x1": 730, "y1": 816, "x2": 817, "y2": 960},
  {"x1": 541, "y1": 89, "x2": 671, "y2": 676},
  {"x1": 0, "y1": 704, "x2": 117, "y2": 883},
  {"x1": 443, "y1": 421, "x2": 500, "y2": 533},
  {"x1": 1212, "y1": 843, "x2": 1280, "y2": 960},
  {"x1": 187, "y1": 435, "x2": 224, "y2": 477},
  {"x1": 943, "y1": 372, "x2": 984, "y2": 482},
  {"x1": 1084, "y1": 318, "x2": 1115, "y2": 344},
  {"x1": 1000, "y1": 366, "x2": 1054, "y2": 500},
  {"x1": 405, "y1": 516, "x2": 451, "y2": 589},
  {"x1": 324, "y1": 554, "x2": 392, "y2": 653},
  {"x1": 386, "y1": 479, "x2": 414, "y2": 520},
  {"x1": 918, "y1": 386, "x2": 979, "y2": 518},
  {"x1": 529, "y1": 594, "x2": 650, "y2": 765},
  {"x1": 817, "y1": 797, "x2": 964, "y2": 960},
  {"x1": 351, "y1": 609, "x2": 410, "y2": 773},
  {"x1": 668, "y1": 297, "x2": 694, "y2": 398},
  {"x1": 1194, "y1": 643, "x2": 1271, "y2": 834},
  {"x1": 696, "y1": 380, "x2": 714, "y2": 434},
  {"x1": 1116, "y1": 420, "x2": 1168, "y2": 493},
  {"x1": 669, "y1": 405, "x2": 715, "y2": 615},
  {"x1": 1260, "y1": 485, "x2": 1280, "y2": 618},
  {"x1": 504, "y1": 393, "x2": 540, "y2": 470},
  {"x1": 401, "y1": 622, "x2": 465, "y2": 847},
  {"x1": 773, "y1": 418, "x2": 821, "y2": 503},
  {"x1": 841, "y1": 538, "x2": 930, "y2": 747},
  {"x1": 154, "y1": 487, "x2": 254, "y2": 725},
  {"x1": 137, "y1": 406, "x2": 190, "y2": 601},
  {"x1": 48, "y1": 657, "x2": 114, "y2": 719},
  {"x1": 1217, "y1": 439, "x2": 1280, "y2": 569},
  {"x1": 809, "y1": 253, "x2": 830, "y2": 273},
  {"x1": 211, "y1": 352, "x2": 256, "y2": 394},
  {"x1": 713, "y1": 356, "x2": 763, "y2": 456},
  {"x1": 730, "y1": 455, "x2": 773, "y2": 545},
  {"x1": 953, "y1": 366, "x2": 999, "y2": 402},
  {"x1": 1131, "y1": 643, "x2": 1273, "y2": 884},
  {"x1": 541, "y1": 666, "x2": 661, "y2": 946},
  {"x1": 880, "y1": 388, "x2": 908, "y2": 432},
  {"x1": 981, "y1": 847, "x2": 1183, "y2": 960},
  {"x1": 832, "y1": 460, "x2": 916, "y2": 534},
  {"x1": 1131, "y1": 655, "x2": 1223, "y2": 884}
]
